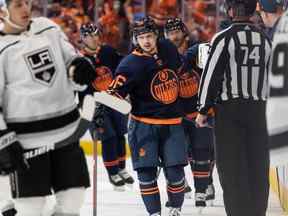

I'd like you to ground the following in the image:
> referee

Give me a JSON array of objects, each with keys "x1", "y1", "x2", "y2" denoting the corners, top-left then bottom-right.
[{"x1": 196, "y1": 0, "x2": 272, "y2": 216}]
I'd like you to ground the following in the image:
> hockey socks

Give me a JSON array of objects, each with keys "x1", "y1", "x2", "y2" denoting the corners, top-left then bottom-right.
[
  {"x1": 102, "y1": 137, "x2": 120, "y2": 176},
  {"x1": 190, "y1": 149, "x2": 211, "y2": 192},
  {"x1": 190, "y1": 149, "x2": 211, "y2": 207},
  {"x1": 117, "y1": 135, "x2": 126, "y2": 170},
  {"x1": 137, "y1": 168, "x2": 161, "y2": 215},
  {"x1": 165, "y1": 166, "x2": 185, "y2": 209}
]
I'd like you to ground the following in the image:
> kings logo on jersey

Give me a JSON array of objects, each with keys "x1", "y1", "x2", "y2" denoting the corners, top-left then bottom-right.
[{"x1": 24, "y1": 47, "x2": 57, "y2": 86}]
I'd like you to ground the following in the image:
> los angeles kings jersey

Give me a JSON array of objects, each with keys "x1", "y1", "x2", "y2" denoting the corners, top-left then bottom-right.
[
  {"x1": 267, "y1": 11, "x2": 288, "y2": 149},
  {"x1": 0, "y1": 17, "x2": 80, "y2": 149}
]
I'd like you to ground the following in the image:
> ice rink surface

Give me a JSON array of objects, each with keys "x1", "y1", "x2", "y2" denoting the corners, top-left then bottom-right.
[{"x1": 0, "y1": 156, "x2": 285, "y2": 216}]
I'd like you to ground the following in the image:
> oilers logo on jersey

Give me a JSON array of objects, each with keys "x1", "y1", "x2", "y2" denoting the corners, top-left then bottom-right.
[
  {"x1": 178, "y1": 69, "x2": 200, "y2": 98},
  {"x1": 150, "y1": 69, "x2": 179, "y2": 104},
  {"x1": 24, "y1": 46, "x2": 57, "y2": 86},
  {"x1": 92, "y1": 66, "x2": 113, "y2": 91}
]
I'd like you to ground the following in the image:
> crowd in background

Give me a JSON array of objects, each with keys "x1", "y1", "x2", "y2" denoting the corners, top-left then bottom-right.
[
  {"x1": 28, "y1": 0, "x2": 219, "y2": 53},
  {"x1": 0, "y1": 0, "x2": 287, "y2": 53},
  {"x1": 0, "y1": 0, "x2": 283, "y2": 51}
]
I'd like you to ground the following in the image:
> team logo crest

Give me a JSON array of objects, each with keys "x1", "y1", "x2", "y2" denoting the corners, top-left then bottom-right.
[
  {"x1": 92, "y1": 66, "x2": 113, "y2": 91},
  {"x1": 178, "y1": 70, "x2": 200, "y2": 98},
  {"x1": 151, "y1": 69, "x2": 179, "y2": 104},
  {"x1": 24, "y1": 47, "x2": 57, "y2": 86}
]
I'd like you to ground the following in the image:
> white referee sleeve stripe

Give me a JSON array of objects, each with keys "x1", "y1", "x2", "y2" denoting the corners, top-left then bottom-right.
[
  {"x1": 228, "y1": 38, "x2": 238, "y2": 96},
  {"x1": 241, "y1": 66, "x2": 249, "y2": 98},
  {"x1": 221, "y1": 72, "x2": 229, "y2": 100},
  {"x1": 252, "y1": 66, "x2": 260, "y2": 100},
  {"x1": 251, "y1": 32, "x2": 261, "y2": 45},
  {"x1": 200, "y1": 38, "x2": 225, "y2": 108},
  {"x1": 237, "y1": 31, "x2": 247, "y2": 45},
  {"x1": 262, "y1": 40, "x2": 271, "y2": 99}
]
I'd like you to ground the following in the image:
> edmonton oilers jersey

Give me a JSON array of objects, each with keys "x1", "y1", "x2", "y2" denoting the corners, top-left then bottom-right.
[
  {"x1": 78, "y1": 45, "x2": 122, "y2": 105},
  {"x1": 177, "y1": 53, "x2": 201, "y2": 115},
  {"x1": 84, "y1": 45, "x2": 122, "y2": 90},
  {"x1": 112, "y1": 40, "x2": 182, "y2": 119}
]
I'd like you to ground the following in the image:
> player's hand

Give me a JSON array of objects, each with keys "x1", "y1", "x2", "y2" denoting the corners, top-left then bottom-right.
[
  {"x1": 0, "y1": 130, "x2": 29, "y2": 175},
  {"x1": 195, "y1": 114, "x2": 209, "y2": 128},
  {"x1": 69, "y1": 57, "x2": 96, "y2": 85}
]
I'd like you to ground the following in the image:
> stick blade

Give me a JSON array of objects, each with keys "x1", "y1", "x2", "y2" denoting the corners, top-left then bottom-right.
[{"x1": 94, "y1": 92, "x2": 131, "y2": 114}]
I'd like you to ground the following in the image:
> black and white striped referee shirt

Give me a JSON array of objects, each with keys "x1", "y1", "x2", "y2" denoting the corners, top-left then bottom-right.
[{"x1": 198, "y1": 20, "x2": 272, "y2": 115}]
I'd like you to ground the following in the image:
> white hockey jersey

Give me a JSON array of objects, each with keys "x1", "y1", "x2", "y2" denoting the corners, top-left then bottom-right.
[
  {"x1": 0, "y1": 17, "x2": 80, "y2": 149},
  {"x1": 267, "y1": 10, "x2": 288, "y2": 150}
]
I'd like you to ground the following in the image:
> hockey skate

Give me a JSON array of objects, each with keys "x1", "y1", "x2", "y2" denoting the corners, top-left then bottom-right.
[
  {"x1": 109, "y1": 174, "x2": 125, "y2": 191},
  {"x1": 118, "y1": 169, "x2": 135, "y2": 188},
  {"x1": 168, "y1": 208, "x2": 181, "y2": 216},
  {"x1": 206, "y1": 184, "x2": 215, "y2": 206},
  {"x1": 195, "y1": 192, "x2": 206, "y2": 214}
]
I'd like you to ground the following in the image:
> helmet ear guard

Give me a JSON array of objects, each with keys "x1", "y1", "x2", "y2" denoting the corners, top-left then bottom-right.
[{"x1": 132, "y1": 34, "x2": 138, "y2": 46}]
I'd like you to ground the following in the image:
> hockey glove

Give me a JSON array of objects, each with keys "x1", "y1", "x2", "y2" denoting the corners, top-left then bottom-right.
[
  {"x1": 70, "y1": 57, "x2": 96, "y2": 85},
  {"x1": 0, "y1": 130, "x2": 29, "y2": 175}
]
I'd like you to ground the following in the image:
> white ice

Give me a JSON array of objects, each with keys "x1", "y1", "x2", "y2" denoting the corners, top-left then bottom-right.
[{"x1": 0, "y1": 156, "x2": 285, "y2": 216}]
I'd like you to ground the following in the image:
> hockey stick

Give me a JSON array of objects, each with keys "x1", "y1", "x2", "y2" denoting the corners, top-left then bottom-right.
[
  {"x1": 24, "y1": 95, "x2": 95, "y2": 160},
  {"x1": 92, "y1": 92, "x2": 131, "y2": 215},
  {"x1": 92, "y1": 130, "x2": 98, "y2": 216},
  {"x1": 94, "y1": 92, "x2": 131, "y2": 115}
]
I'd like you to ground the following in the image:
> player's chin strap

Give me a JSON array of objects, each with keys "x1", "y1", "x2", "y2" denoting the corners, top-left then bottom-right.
[{"x1": 0, "y1": 7, "x2": 26, "y2": 30}]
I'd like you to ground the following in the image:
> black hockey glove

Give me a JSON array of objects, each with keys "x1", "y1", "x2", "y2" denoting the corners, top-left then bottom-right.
[
  {"x1": 0, "y1": 130, "x2": 29, "y2": 175},
  {"x1": 93, "y1": 102, "x2": 106, "y2": 130},
  {"x1": 70, "y1": 57, "x2": 96, "y2": 85}
]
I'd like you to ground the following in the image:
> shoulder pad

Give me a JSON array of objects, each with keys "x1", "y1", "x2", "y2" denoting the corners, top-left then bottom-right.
[{"x1": 30, "y1": 17, "x2": 60, "y2": 34}]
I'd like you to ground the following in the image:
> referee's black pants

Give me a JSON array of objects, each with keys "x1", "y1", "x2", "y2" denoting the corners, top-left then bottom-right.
[{"x1": 215, "y1": 99, "x2": 270, "y2": 216}]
